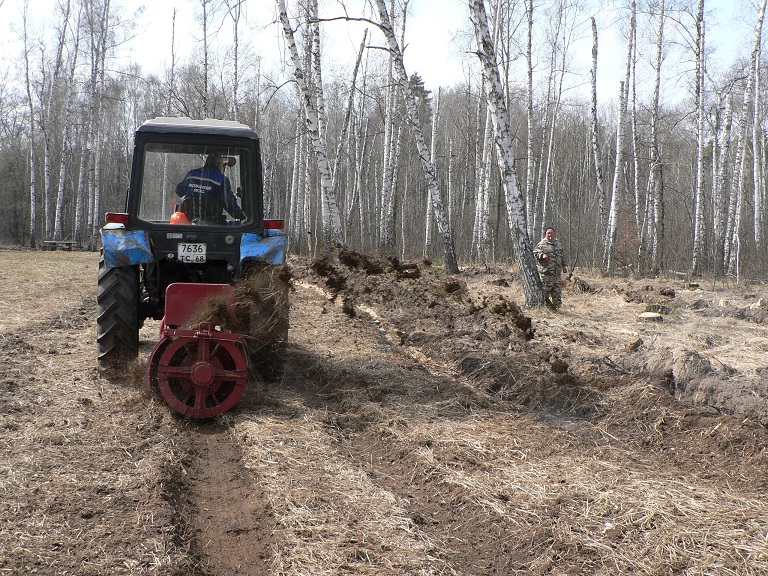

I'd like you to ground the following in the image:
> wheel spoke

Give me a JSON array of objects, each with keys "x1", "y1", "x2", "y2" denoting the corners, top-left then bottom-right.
[
  {"x1": 158, "y1": 364, "x2": 193, "y2": 379},
  {"x1": 193, "y1": 384, "x2": 209, "y2": 411}
]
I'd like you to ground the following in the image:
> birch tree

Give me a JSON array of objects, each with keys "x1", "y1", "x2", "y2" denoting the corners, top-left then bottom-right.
[
  {"x1": 525, "y1": 0, "x2": 535, "y2": 240},
  {"x1": 425, "y1": 87, "x2": 440, "y2": 256},
  {"x1": 726, "y1": 0, "x2": 767, "y2": 276},
  {"x1": 473, "y1": 90, "x2": 493, "y2": 262},
  {"x1": 752, "y1": 38, "x2": 764, "y2": 249},
  {"x1": 713, "y1": 93, "x2": 733, "y2": 276},
  {"x1": 53, "y1": 3, "x2": 83, "y2": 242},
  {"x1": 691, "y1": 0, "x2": 706, "y2": 275},
  {"x1": 40, "y1": 0, "x2": 71, "y2": 240},
  {"x1": 379, "y1": 50, "x2": 397, "y2": 253},
  {"x1": 21, "y1": 0, "x2": 38, "y2": 248},
  {"x1": 469, "y1": 0, "x2": 544, "y2": 306},
  {"x1": 226, "y1": 0, "x2": 244, "y2": 120},
  {"x1": 373, "y1": 0, "x2": 459, "y2": 274},
  {"x1": 277, "y1": 0, "x2": 342, "y2": 252},
  {"x1": 603, "y1": 6, "x2": 634, "y2": 274},
  {"x1": 589, "y1": 18, "x2": 607, "y2": 249},
  {"x1": 648, "y1": 0, "x2": 665, "y2": 274}
]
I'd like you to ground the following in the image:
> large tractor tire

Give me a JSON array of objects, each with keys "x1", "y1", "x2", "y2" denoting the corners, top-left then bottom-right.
[{"x1": 97, "y1": 254, "x2": 140, "y2": 371}]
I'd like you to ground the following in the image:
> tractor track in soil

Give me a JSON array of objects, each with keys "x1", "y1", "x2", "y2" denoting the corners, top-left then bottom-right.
[{"x1": 3, "y1": 249, "x2": 768, "y2": 575}]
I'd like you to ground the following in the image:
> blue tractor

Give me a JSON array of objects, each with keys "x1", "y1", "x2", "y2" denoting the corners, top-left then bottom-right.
[{"x1": 98, "y1": 117, "x2": 288, "y2": 418}]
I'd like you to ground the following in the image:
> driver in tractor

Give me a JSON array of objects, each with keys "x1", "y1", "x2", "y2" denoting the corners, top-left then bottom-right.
[{"x1": 175, "y1": 152, "x2": 246, "y2": 224}]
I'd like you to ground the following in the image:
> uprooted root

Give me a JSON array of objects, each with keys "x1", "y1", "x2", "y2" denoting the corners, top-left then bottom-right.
[
  {"x1": 184, "y1": 295, "x2": 238, "y2": 331},
  {"x1": 235, "y1": 263, "x2": 292, "y2": 379}
]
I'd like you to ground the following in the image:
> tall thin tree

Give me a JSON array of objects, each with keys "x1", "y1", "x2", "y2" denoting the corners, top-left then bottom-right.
[
  {"x1": 469, "y1": 0, "x2": 544, "y2": 306},
  {"x1": 373, "y1": 0, "x2": 459, "y2": 274}
]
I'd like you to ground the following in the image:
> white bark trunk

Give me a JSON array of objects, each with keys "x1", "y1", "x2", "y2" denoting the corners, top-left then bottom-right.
[
  {"x1": 42, "y1": 0, "x2": 71, "y2": 239},
  {"x1": 277, "y1": 0, "x2": 342, "y2": 251},
  {"x1": 603, "y1": 80, "x2": 627, "y2": 274},
  {"x1": 22, "y1": 3, "x2": 38, "y2": 248},
  {"x1": 525, "y1": 0, "x2": 535, "y2": 239},
  {"x1": 692, "y1": 0, "x2": 706, "y2": 274},
  {"x1": 590, "y1": 18, "x2": 607, "y2": 243},
  {"x1": 53, "y1": 6, "x2": 82, "y2": 241},
  {"x1": 753, "y1": 51, "x2": 763, "y2": 248},
  {"x1": 649, "y1": 1, "x2": 665, "y2": 274},
  {"x1": 726, "y1": 0, "x2": 767, "y2": 275},
  {"x1": 714, "y1": 94, "x2": 733, "y2": 274},
  {"x1": 603, "y1": 8, "x2": 634, "y2": 274},
  {"x1": 424, "y1": 88, "x2": 440, "y2": 255},
  {"x1": 373, "y1": 0, "x2": 459, "y2": 274},
  {"x1": 470, "y1": 0, "x2": 544, "y2": 306}
]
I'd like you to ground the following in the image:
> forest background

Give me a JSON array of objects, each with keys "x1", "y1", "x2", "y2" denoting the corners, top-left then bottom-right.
[{"x1": 0, "y1": 0, "x2": 765, "y2": 280}]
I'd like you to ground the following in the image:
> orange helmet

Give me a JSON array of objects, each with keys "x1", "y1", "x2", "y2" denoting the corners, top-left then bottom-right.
[{"x1": 170, "y1": 211, "x2": 191, "y2": 225}]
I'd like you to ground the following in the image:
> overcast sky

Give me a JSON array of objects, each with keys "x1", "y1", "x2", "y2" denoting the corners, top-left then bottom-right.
[{"x1": 0, "y1": 0, "x2": 758, "y2": 105}]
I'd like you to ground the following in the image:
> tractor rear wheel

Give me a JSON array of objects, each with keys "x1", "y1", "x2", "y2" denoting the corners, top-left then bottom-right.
[{"x1": 97, "y1": 254, "x2": 140, "y2": 370}]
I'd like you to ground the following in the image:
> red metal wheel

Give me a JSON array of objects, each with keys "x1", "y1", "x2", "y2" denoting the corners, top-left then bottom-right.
[{"x1": 152, "y1": 329, "x2": 247, "y2": 419}]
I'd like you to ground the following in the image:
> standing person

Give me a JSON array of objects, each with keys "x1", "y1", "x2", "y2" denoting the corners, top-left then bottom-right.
[
  {"x1": 533, "y1": 227, "x2": 568, "y2": 309},
  {"x1": 175, "y1": 153, "x2": 246, "y2": 223}
]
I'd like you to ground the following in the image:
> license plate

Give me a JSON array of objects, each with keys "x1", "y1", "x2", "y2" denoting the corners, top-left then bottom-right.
[{"x1": 178, "y1": 242, "x2": 206, "y2": 263}]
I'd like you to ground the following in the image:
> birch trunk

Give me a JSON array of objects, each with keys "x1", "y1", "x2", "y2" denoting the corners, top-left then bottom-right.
[
  {"x1": 603, "y1": 79, "x2": 627, "y2": 275},
  {"x1": 473, "y1": 94, "x2": 493, "y2": 262},
  {"x1": 603, "y1": 9, "x2": 634, "y2": 274},
  {"x1": 53, "y1": 6, "x2": 82, "y2": 241},
  {"x1": 424, "y1": 88, "x2": 440, "y2": 255},
  {"x1": 373, "y1": 0, "x2": 459, "y2": 274},
  {"x1": 590, "y1": 18, "x2": 607, "y2": 248},
  {"x1": 199, "y1": 0, "x2": 212, "y2": 118},
  {"x1": 86, "y1": 0, "x2": 110, "y2": 250},
  {"x1": 691, "y1": 0, "x2": 706, "y2": 274},
  {"x1": 726, "y1": 0, "x2": 767, "y2": 275},
  {"x1": 525, "y1": 0, "x2": 535, "y2": 239},
  {"x1": 540, "y1": 56, "x2": 564, "y2": 233},
  {"x1": 227, "y1": 0, "x2": 241, "y2": 121},
  {"x1": 331, "y1": 29, "x2": 367, "y2": 205},
  {"x1": 277, "y1": 0, "x2": 342, "y2": 252},
  {"x1": 533, "y1": 45, "x2": 556, "y2": 239},
  {"x1": 713, "y1": 94, "x2": 733, "y2": 276},
  {"x1": 753, "y1": 50, "x2": 764, "y2": 248},
  {"x1": 379, "y1": 52, "x2": 397, "y2": 253},
  {"x1": 649, "y1": 0, "x2": 665, "y2": 274},
  {"x1": 22, "y1": 2, "x2": 38, "y2": 248},
  {"x1": 76, "y1": 25, "x2": 100, "y2": 245},
  {"x1": 629, "y1": 1, "x2": 641, "y2": 236},
  {"x1": 42, "y1": 0, "x2": 71, "y2": 240},
  {"x1": 469, "y1": 0, "x2": 544, "y2": 306}
]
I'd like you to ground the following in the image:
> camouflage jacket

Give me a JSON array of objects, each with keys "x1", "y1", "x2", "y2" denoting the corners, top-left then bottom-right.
[{"x1": 533, "y1": 237, "x2": 564, "y2": 276}]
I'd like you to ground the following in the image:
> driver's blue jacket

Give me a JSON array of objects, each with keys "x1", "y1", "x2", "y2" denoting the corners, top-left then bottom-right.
[{"x1": 175, "y1": 166, "x2": 246, "y2": 220}]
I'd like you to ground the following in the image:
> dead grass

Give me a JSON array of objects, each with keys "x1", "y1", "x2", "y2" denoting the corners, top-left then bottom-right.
[
  {"x1": 234, "y1": 266, "x2": 768, "y2": 575},
  {"x1": 0, "y1": 249, "x2": 95, "y2": 332},
  {"x1": 3, "y1": 249, "x2": 768, "y2": 575},
  {"x1": 0, "y1": 249, "x2": 194, "y2": 575}
]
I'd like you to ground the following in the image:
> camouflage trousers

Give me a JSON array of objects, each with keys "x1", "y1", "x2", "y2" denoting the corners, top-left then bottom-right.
[{"x1": 541, "y1": 273, "x2": 562, "y2": 309}]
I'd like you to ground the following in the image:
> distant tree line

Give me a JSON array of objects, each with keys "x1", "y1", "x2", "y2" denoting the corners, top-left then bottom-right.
[{"x1": 0, "y1": 0, "x2": 766, "y2": 282}]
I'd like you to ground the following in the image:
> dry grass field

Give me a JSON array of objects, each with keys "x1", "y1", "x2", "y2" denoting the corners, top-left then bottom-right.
[{"x1": 1, "y1": 248, "x2": 767, "y2": 575}]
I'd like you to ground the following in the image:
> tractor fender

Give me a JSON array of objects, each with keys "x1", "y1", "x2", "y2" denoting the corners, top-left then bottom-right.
[
  {"x1": 240, "y1": 231, "x2": 287, "y2": 265},
  {"x1": 101, "y1": 226, "x2": 154, "y2": 268}
]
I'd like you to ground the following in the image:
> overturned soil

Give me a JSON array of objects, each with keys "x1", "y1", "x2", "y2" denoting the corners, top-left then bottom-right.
[{"x1": 2, "y1": 248, "x2": 768, "y2": 575}]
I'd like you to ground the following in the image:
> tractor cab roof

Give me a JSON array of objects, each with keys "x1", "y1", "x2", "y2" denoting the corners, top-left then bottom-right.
[{"x1": 136, "y1": 117, "x2": 259, "y2": 141}]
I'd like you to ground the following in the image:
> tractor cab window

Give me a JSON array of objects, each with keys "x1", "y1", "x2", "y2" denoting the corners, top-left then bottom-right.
[{"x1": 137, "y1": 143, "x2": 252, "y2": 226}]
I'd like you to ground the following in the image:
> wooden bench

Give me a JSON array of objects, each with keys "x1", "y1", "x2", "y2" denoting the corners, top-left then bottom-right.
[{"x1": 42, "y1": 240, "x2": 77, "y2": 251}]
